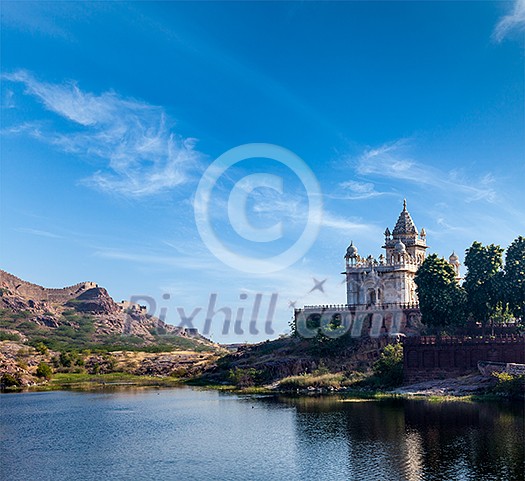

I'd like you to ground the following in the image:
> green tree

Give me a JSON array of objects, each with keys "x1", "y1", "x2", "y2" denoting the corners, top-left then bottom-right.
[
  {"x1": 36, "y1": 362, "x2": 53, "y2": 380},
  {"x1": 491, "y1": 303, "x2": 515, "y2": 325},
  {"x1": 373, "y1": 343, "x2": 403, "y2": 387},
  {"x1": 492, "y1": 372, "x2": 525, "y2": 399},
  {"x1": 228, "y1": 367, "x2": 263, "y2": 388},
  {"x1": 58, "y1": 351, "x2": 84, "y2": 370},
  {"x1": 464, "y1": 242, "x2": 504, "y2": 333},
  {"x1": 504, "y1": 236, "x2": 525, "y2": 322},
  {"x1": 1, "y1": 373, "x2": 20, "y2": 388},
  {"x1": 415, "y1": 254, "x2": 466, "y2": 332},
  {"x1": 33, "y1": 342, "x2": 48, "y2": 355}
]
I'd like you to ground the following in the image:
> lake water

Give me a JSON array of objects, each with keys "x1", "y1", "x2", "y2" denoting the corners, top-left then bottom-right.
[{"x1": 0, "y1": 388, "x2": 523, "y2": 481}]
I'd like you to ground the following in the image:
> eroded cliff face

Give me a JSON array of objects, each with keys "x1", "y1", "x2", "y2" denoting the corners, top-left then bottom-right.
[{"x1": 0, "y1": 270, "x2": 224, "y2": 388}]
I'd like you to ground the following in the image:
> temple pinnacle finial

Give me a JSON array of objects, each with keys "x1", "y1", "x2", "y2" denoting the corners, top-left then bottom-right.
[{"x1": 403, "y1": 198, "x2": 407, "y2": 210}]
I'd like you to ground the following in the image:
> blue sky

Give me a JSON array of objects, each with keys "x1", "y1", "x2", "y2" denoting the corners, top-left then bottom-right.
[{"x1": 1, "y1": 1, "x2": 524, "y2": 343}]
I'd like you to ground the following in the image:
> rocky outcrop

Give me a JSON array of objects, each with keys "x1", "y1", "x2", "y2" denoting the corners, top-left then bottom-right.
[
  {"x1": 133, "y1": 354, "x2": 198, "y2": 377},
  {"x1": 0, "y1": 341, "x2": 50, "y2": 387},
  {"x1": 204, "y1": 335, "x2": 399, "y2": 385},
  {"x1": 393, "y1": 373, "x2": 498, "y2": 396},
  {"x1": 66, "y1": 287, "x2": 120, "y2": 315},
  {"x1": 0, "y1": 269, "x2": 216, "y2": 349}
]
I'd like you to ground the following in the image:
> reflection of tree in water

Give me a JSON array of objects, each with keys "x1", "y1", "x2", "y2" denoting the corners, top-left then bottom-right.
[
  {"x1": 272, "y1": 396, "x2": 524, "y2": 481},
  {"x1": 404, "y1": 400, "x2": 525, "y2": 481},
  {"x1": 272, "y1": 396, "x2": 351, "y2": 479},
  {"x1": 275, "y1": 396, "x2": 415, "y2": 480}
]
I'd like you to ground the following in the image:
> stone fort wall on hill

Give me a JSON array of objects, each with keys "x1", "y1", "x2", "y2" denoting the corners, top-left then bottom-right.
[{"x1": 0, "y1": 269, "x2": 98, "y2": 303}]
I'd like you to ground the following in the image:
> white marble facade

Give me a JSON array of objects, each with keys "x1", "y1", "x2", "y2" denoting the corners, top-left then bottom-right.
[{"x1": 343, "y1": 200, "x2": 458, "y2": 307}]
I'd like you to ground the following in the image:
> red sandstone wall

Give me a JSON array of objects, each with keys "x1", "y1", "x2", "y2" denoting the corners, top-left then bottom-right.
[{"x1": 403, "y1": 336, "x2": 525, "y2": 383}]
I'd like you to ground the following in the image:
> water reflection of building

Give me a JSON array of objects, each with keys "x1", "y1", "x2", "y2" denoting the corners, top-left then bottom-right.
[
  {"x1": 277, "y1": 396, "x2": 523, "y2": 481},
  {"x1": 282, "y1": 397, "x2": 425, "y2": 480}
]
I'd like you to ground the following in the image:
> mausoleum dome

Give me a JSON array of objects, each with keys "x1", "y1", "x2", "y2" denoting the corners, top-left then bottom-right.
[
  {"x1": 345, "y1": 241, "x2": 358, "y2": 258},
  {"x1": 394, "y1": 239, "x2": 407, "y2": 253}
]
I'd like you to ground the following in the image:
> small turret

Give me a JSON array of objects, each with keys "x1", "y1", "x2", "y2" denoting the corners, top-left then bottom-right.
[
  {"x1": 449, "y1": 251, "x2": 461, "y2": 277},
  {"x1": 345, "y1": 241, "x2": 358, "y2": 259},
  {"x1": 345, "y1": 241, "x2": 359, "y2": 266}
]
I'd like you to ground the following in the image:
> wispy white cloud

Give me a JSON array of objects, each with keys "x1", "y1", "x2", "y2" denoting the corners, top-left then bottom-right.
[
  {"x1": 321, "y1": 211, "x2": 380, "y2": 236},
  {"x1": 355, "y1": 139, "x2": 497, "y2": 203},
  {"x1": 16, "y1": 227, "x2": 63, "y2": 239},
  {"x1": 333, "y1": 180, "x2": 391, "y2": 200},
  {"x1": 2, "y1": 89, "x2": 16, "y2": 109},
  {"x1": 1, "y1": 121, "x2": 44, "y2": 135},
  {"x1": 434, "y1": 217, "x2": 470, "y2": 235},
  {"x1": 249, "y1": 187, "x2": 304, "y2": 220},
  {"x1": 339, "y1": 180, "x2": 375, "y2": 194},
  {"x1": 3, "y1": 70, "x2": 202, "y2": 197},
  {"x1": 493, "y1": 0, "x2": 525, "y2": 42},
  {"x1": 234, "y1": 187, "x2": 378, "y2": 238}
]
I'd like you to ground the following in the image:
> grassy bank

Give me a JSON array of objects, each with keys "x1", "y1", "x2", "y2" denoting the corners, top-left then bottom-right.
[
  {"x1": 188, "y1": 381, "x2": 509, "y2": 402},
  {"x1": 22, "y1": 372, "x2": 185, "y2": 391},
  {"x1": 2, "y1": 373, "x2": 517, "y2": 403}
]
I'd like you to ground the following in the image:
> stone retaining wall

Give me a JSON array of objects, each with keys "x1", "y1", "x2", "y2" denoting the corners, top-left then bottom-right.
[{"x1": 403, "y1": 335, "x2": 525, "y2": 383}]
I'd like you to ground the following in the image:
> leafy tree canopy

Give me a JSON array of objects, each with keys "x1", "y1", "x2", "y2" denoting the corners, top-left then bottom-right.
[
  {"x1": 464, "y1": 241, "x2": 504, "y2": 328},
  {"x1": 504, "y1": 236, "x2": 525, "y2": 320},
  {"x1": 415, "y1": 254, "x2": 466, "y2": 332}
]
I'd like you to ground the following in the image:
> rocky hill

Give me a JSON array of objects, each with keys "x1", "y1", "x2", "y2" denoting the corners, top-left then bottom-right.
[
  {"x1": 0, "y1": 270, "x2": 225, "y2": 388},
  {"x1": 0, "y1": 269, "x2": 217, "y2": 351}
]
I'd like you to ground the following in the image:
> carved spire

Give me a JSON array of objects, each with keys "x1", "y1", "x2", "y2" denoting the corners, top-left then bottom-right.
[{"x1": 393, "y1": 200, "x2": 418, "y2": 236}]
